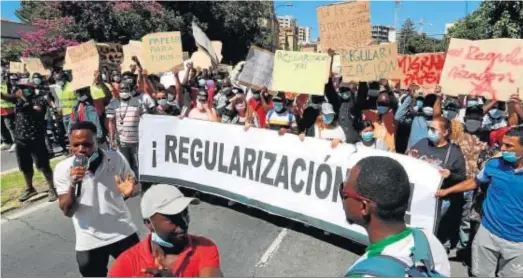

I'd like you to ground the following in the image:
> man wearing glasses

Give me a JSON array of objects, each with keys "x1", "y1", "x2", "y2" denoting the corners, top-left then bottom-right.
[{"x1": 341, "y1": 156, "x2": 450, "y2": 277}]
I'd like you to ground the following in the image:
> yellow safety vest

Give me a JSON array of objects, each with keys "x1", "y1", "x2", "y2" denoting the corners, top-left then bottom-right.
[
  {"x1": 57, "y1": 82, "x2": 77, "y2": 115},
  {"x1": 0, "y1": 81, "x2": 15, "y2": 109},
  {"x1": 90, "y1": 84, "x2": 106, "y2": 100}
]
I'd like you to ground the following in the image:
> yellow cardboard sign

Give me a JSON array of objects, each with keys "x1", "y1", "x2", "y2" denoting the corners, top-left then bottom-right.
[
  {"x1": 340, "y1": 43, "x2": 401, "y2": 82},
  {"x1": 21, "y1": 58, "x2": 48, "y2": 76},
  {"x1": 9, "y1": 62, "x2": 25, "y2": 74},
  {"x1": 67, "y1": 40, "x2": 100, "y2": 91},
  {"x1": 121, "y1": 41, "x2": 143, "y2": 72},
  {"x1": 272, "y1": 50, "x2": 330, "y2": 95},
  {"x1": 142, "y1": 32, "x2": 183, "y2": 73}
]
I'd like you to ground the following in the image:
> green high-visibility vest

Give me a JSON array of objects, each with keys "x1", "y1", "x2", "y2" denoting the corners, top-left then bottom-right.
[
  {"x1": 57, "y1": 82, "x2": 77, "y2": 115},
  {"x1": 0, "y1": 81, "x2": 15, "y2": 109},
  {"x1": 90, "y1": 84, "x2": 106, "y2": 100}
]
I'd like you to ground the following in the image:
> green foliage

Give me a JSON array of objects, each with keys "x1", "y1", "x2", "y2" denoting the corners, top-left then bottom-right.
[
  {"x1": 1, "y1": 40, "x2": 24, "y2": 62},
  {"x1": 398, "y1": 19, "x2": 446, "y2": 54}
]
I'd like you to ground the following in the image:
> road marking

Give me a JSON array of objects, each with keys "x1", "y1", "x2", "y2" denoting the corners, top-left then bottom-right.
[
  {"x1": 255, "y1": 228, "x2": 288, "y2": 268},
  {"x1": 1, "y1": 201, "x2": 56, "y2": 225}
]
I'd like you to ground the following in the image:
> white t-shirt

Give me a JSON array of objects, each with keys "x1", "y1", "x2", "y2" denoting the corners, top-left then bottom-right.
[
  {"x1": 54, "y1": 150, "x2": 138, "y2": 251},
  {"x1": 314, "y1": 125, "x2": 346, "y2": 141},
  {"x1": 356, "y1": 139, "x2": 389, "y2": 151},
  {"x1": 346, "y1": 228, "x2": 451, "y2": 277},
  {"x1": 106, "y1": 94, "x2": 155, "y2": 143}
]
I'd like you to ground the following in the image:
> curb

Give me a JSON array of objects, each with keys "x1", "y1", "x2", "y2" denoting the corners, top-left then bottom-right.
[{"x1": 0, "y1": 192, "x2": 49, "y2": 215}]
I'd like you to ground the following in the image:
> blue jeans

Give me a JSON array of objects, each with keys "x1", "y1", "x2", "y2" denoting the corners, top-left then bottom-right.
[
  {"x1": 437, "y1": 194, "x2": 465, "y2": 251},
  {"x1": 62, "y1": 114, "x2": 71, "y2": 136},
  {"x1": 457, "y1": 190, "x2": 474, "y2": 251}
]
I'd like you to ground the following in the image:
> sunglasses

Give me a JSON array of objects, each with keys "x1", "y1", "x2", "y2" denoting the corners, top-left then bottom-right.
[{"x1": 338, "y1": 182, "x2": 374, "y2": 204}]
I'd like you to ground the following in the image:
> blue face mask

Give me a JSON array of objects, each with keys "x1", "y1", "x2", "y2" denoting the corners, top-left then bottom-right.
[
  {"x1": 377, "y1": 106, "x2": 389, "y2": 114},
  {"x1": 340, "y1": 92, "x2": 350, "y2": 100},
  {"x1": 323, "y1": 114, "x2": 334, "y2": 124},
  {"x1": 427, "y1": 129, "x2": 441, "y2": 143},
  {"x1": 416, "y1": 100, "x2": 424, "y2": 108},
  {"x1": 157, "y1": 99, "x2": 168, "y2": 106},
  {"x1": 467, "y1": 100, "x2": 479, "y2": 108},
  {"x1": 501, "y1": 151, "x2": 521, "y2": 163},
  {"x1": 488, "y1": 108, "x2": 504, "y2": 119},
  {"x1": 151, "y1": 232, "x2": 174, "y2": 248},
  {"x1": 361, "y1": 131, "x2": 374, "y2": 142},
  {"x1": 274, "y1": 102, "x2": 284, "y2": 112}
]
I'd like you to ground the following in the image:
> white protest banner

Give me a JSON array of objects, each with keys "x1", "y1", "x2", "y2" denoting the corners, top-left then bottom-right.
[
  {"x1": 139, "y1": 115, "x2": 442, "y2": 245},
  {"x1": 316, "y1": 1, "x2": 371, "y2": 51},
  {"x1": 272, "y1": 50, "x2": 330, "y2": 95},
  {"x1": 192, "y1": 22, "x2": 219, "y2": 67},
  {"x1": 142, "y1": 32, "x2": 183, "y2": 74},
  {"x1": 440, "y1": 38, "x2": 523, "y2": 101},
  {"x1": 340, "y1": 43, "x2": 401, "y2": 82},
  {"x1": 67, "y1": 40, "x2": 99, "y2": 91},
  {"x1": 238, "y1": 46, "x2": 274, "y2": 90}
]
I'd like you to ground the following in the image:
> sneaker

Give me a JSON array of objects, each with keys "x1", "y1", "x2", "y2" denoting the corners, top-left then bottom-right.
[
  {"x1": 8, "y1": 144, "x2": 16, "y2": 153},
  {"x1": 48, "y1": 189, "x2": 58, "y2": 202},
  {"x1": 19, "y1": 188, "x2": 37, "y2": 202},
  {"x1": 0, "y1": 143, "x2": 10, "y2": 150}
]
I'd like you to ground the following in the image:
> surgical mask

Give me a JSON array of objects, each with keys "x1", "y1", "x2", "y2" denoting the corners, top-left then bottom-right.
[
  {"x1": 120, "y1": 92, "x2": 131, "y2": 100},
  {"x1": 323, "y1": 114, "x2": 334, "y2": 124},
  {"x1": 274, "y1": 102, "x2": 284, "y2": 112},
  {"x1": 152, "y1": 232, "x2": 174, "y2": 248},
  {"x1": 101, "y1": 73, "x2": 107, "y2": 81},
  {"x1": 427, "y1": 129, "x2": 441, "y2": 143},
  {"x1": 77, "y1": 95, "x2": 88, "y2": 102},
  {"x1": 157, "y1": 99, "x2": 168, "y2": 106},
  {"x1": 22, "y1": 88, "x2": 34, "y2": 97},
  {"x1": 422, "y1": 107, "x2": 434, "y2": 117},
  {"x1": 501, "y1": 151, "x2": 521, "y2": 163},
  {"x1": 416, "y1": 100, "x2": 424, "y2": 108},
  {"x1": 377, "y1": 106, "x2": 389, "y2": 114},
  {"x1": 488, "y1": 108, "x2": 504, "y2": 119},
  {"x1": 253, "y1": 93, "x2": 261, "y2": 100},
  {"x1": 33, "y1": 78, "x2": 42, "y2": 85},
  {"x1": 361, "y1": 131, "x2": 374, "y2": 142},
  {"x1": 56, "y1": 81, "x2": 65, "y2": 87},
  {"x1": 467, "y1": 100, "x2": 479, "y2": 108},
  {"x1": 340, "y1": 92, "x2": 350, "y2": 100},
  {"x1": 167, "y1": 94, "x2": 174, "y2": 102},
  {"x1": 112, "y1": 76, "x2": 121, "y2": 83}
]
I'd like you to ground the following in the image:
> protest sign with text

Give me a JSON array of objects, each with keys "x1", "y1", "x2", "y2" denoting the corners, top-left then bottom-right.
[
  {"x1": 440, "y1": 38, "x2": 523, "y2": 101},
  {"x1": 395, "y1": 52, "x2": 446, "y2": 93},
  {"x1": 340, "y1": 43, "x2": 401, "y2": 82},
  {"x1": 272, "y1": 50, "x2": 330, "y2": 95},
  {"x1": 142, "y1": 32, "x2": 183, "y2": 74},
  {"x1": 67, "y1": 40, "x2": 99, "y2": 91},
  {"x1": 191, "y1": 49, "x2": 213, "y2": 69},
  {"x1": 121, "y1": 41, "x2": 143, "y2": 72},
  {"x1": 316, "y1": 1, "x2": 371, "y2": 51},
  {"x1": 96, "y1": 43, "x2": 123, "y2": 70},
  {"x1": 238, "y1": 46, "x2": 274, "y2": 90},
  {"x1": 9, "y1": 62, "x2": 25, "y2": 74},
  {"x1": 21, "y1": 58, "x2": 48, "y2": 76},
  {"x1": 192, "y1": 22, "x2": 219, "y2": 67},
  {"x1": 139, "y1": 115, "x2": 442, "y2": 245}
]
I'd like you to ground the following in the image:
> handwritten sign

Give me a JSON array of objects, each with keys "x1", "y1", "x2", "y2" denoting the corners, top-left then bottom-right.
[
  {"x1": 191, "y1": 49, "x2": 213, "y2": 69},
  {"x1": 316, "y1": 1, "x2": 371, "y2": 51},
  {"x1": 440, "y1": 38, "x2": 523, "y2": 101},
  {"x1": 212, "y1": 41, "x2": 223, "y2": 63},
  {"x1": 238, "y1": 46, "x2": 274, "y2": 90},
  {"x1": 272, "y1": 50, "x2": 330, "y2": 95},
  {"x1": 302, "y1": 46, "x2": 315, "y2": 53},
  {"x1": 21, "y1": 58, "x2": 48, "y2": 76},
  {"x1": 9, "y1": 62, "x2": 25, "y2": 74},
  {"x1": 96, "y1": 43, "x2": 123, "y2": 71},
  {"x1": 192, "y1": 22, "x2": 219, "y2": 67},
  {"x1": 340, "y1": 43, "x2": 401, "y2": 82},
  {"x1": 142, "y1": 32, "x2": 183, "y2": 74},
  {"x1": 121, "y1": 41, "x2": 143, "y2": 72},
  {"x1": 67, "y1": 40, "x2": 99, "y2": 91},
  {"x1": 395, "y1": 52, "x2": 446, "y2": 93}
]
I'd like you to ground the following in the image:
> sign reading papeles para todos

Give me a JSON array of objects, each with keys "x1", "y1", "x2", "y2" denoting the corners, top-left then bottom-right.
[
  {"x1": 440, "y1": 38, "x2": 523, "y2": 101},
  {"x1": 139, "y1": 115, "x2": 442, "y2": 245}
]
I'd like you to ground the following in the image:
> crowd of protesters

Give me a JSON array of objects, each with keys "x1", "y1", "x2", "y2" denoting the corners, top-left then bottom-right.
[{"x1": 1, "y1": 45, "x2": 522, "y2": 277}]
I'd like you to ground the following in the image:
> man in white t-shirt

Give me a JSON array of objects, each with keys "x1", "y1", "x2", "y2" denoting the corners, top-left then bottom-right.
[
  {"x1": 55, "y1": 121, "x2": 141, "y2": 277},
  {"x1": 342, "y1": 156, "x2": 450, "y2": 277}
]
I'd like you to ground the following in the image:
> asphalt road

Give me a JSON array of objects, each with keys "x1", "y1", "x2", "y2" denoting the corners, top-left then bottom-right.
[
  {"x1": 1, "y1": 188, "x2": 469, "y2": 277},
  {"x1": 1, "y1": 150, "x2": 18, "y2": 172}
]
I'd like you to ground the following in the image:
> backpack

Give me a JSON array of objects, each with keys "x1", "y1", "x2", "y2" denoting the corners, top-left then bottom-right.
[{"x1": 345, "y1": 229, "x2": 446, "y2": 277}]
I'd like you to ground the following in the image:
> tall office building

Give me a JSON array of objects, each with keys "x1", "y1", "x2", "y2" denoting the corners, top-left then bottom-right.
[
  {"x1": 277, "y1": 15, "x2": 297, "y2": 30},
  {"x1": 297, "y1": 26, "x2": 311, "y2": 45},
  {"x1": 371, "y1": 25, "x2": 396, "y2": 43}
]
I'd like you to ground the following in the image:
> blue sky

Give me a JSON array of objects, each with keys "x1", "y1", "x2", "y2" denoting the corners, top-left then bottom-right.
[{"x1": 2, "y1": 0, "x2": 480, "y2": 39}]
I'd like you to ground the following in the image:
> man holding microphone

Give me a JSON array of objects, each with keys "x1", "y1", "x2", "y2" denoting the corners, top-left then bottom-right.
[{"x1": 54, "y1": 121, "x2": 140, "y2": 277}]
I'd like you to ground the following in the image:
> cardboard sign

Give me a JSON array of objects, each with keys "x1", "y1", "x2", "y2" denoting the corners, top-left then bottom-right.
[
  {"x1": 191, "y1": 49, "x2": 213, "y2": 69},
  {"x1": 440, "y1": 38, "x2": 523, "y2": 101},
  {"x1": 316, "y1": 1, "x2": 371, "y2": 51},
  {"x1": 192, "y1": 22, "x2": 219, "y2": 67},
  {"x1": 9, "y1": 62, "x2": 25, "y2": 74},
  {"x1": 340, "y1": 43, "x2": 401, "y2": 82},
  {"x1": 394, "y1": 52, "x2": 446, "y2": 93},
  {"x1": 21, "y1": 58, "x2": 48, "y2": 76},
  {"x1": 212, "y1": 41, "x2": 223, "y2": 63},
  {"x1": 272, "y1": 50, "x2": 330, "y2": 95},
  {"x1": 238, "y1": 46, "x2": 274, "y2": 90},
  {"x1": 121, "y1": 41, "x2": 143, "y2": 72},
  {"x1": 182, "y1": 52, "x2": 190, "y2": 61},
  {"x1": 40, "y1": 49, "x2": 66, "y2": 69},
  {"x1": 96, "y1": 43, "x2": 123, "y2": 72},
  {"x1": 142, "y1": 32, "x2": 183, "y2": 74},
  {"x1": 67, "y1": 40, "x2": 100, "y2": 91},
  {"x1": 302, "y1": 46, "x2": 316, "y2": 53}
]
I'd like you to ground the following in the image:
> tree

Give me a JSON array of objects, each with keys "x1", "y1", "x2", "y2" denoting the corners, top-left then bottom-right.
[
  {"x1": 398, "y1": 19, "x2": 446, "y2": 54},
  {"x1": 448, "y1": 1, "x2": 523, "y2": 40}
]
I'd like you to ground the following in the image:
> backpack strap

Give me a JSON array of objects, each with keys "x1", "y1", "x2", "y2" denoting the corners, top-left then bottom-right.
[
  {"x1": 411, "y1": 229, "x2": 437, "y2": 275},
  {"x1": 345, "y1": 255, "x2": 409, "y2": 277}
]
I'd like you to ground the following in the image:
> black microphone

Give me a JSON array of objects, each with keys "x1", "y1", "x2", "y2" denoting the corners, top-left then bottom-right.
[{"x1": 72, "y1": 155, "x2": 89, "y2": 198}]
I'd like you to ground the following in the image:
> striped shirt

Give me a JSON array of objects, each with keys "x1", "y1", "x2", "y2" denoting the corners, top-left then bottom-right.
[{"x1": 106, "y1": 94, "x2": 155, "y2": 143}]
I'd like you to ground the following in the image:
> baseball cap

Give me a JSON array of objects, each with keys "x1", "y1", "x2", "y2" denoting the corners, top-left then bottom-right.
[
  {"x1": 321, "y1": 103, "x2": 335, "y2": 115},
  {"x1": 140, "y1": 184, "x2": 200, "y2": 219}
]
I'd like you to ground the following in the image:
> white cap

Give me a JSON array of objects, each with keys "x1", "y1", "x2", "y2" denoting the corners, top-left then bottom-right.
[
  {"x1": 140, "y1": 184, "x2": 200, "y2": 219},
  {"x1": 322, "y1": 103, "x2": 335, "y2": 115}
]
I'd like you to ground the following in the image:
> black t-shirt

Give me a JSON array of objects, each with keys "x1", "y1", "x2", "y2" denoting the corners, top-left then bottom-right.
[
  {"x1": 408, "y1": 138, "x2": 466, "y2": 190},
  {"x1": 14, "y1": 95, "x2": 48, "y2": 141}
]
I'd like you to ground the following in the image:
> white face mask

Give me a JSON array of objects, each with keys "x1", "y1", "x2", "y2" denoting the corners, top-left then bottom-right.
[{"x1": 120, "y1": 92, "x2": 132, "y2": 100}]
